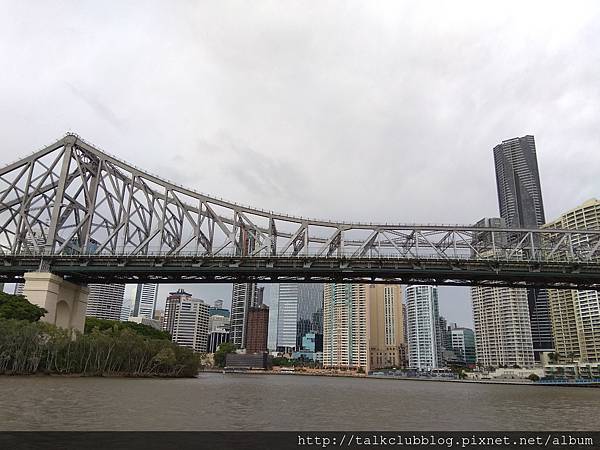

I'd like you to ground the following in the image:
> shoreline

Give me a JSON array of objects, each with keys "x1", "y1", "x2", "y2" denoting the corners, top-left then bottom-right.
[{"x1": 201, "y1": 369, "x2": 600, "y2": 387}]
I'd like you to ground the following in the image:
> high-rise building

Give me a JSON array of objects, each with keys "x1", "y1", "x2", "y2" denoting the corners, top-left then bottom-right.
[
  {"x1": 297, "y1": 284, "x2": 324, "y2": 348},
  {"x1": 323, "y1": 284, "x2": 369, "y2": 371},
  {"x1": 471, "y1": 285, "x2": 535, "y2": 368},
  {"x1": 230, "y1": 282, "x2": 256, "y2": 349},
  {"x1": 209, "y1": 299, "x2": 230, "y2": 318},
  {"x1": 229, "y1": 228, "x2": 258, "y2": 349},
  {"x1": 450, "y1": 326, "x2": 476, "y2": 366},
  {"x1": 301, "y1": 332, "x2": 323, "y2": 352},
  {"x1": 163, "y1": 289, "x2": 209, "y2": 353},
  {"x1": 368, "y1": 285, "x2": 406, "y2": 369},
  {"x1": 493, "y1": 135, "x2": 545, "y2": 229},
  {"x1": 544, "y1": 199, "x2": 600, "y2": 363},
  {"x1": 405, "y1": 285, "x2": 441, "y2": 370},
  {"x1": 132, "y1": 284, "x2": 158, "y2": 319},
  {"x1": 276, "y1": 284, "x2": 298, "y2": 351},
  {"x1": 276, "y1": 283, "x2": 324, "y2": 352},
  {"x1": 493, "y1": 135, "x2": 553, "y2": 359},
  {"x1": 246, "y1": 304, "x2": 269, "y2": 353},
  {"x1": 85, "y1": 284, "x2": 126, "y2": 321},
  {"x1": 119, "y1": 285, "x2": 137, "y2": 321}
]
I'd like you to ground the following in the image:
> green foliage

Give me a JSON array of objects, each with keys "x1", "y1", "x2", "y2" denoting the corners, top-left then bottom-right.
[
  {"x1": 528, "y1": 373, "x2": 540, "y2": 382},
  {"x1": 272, "y1": 357, "x2": 293, "y2": 367},
  {"x1": 85, "y1": 317, "x2": 171, "y2": 340},
  {"x1": 0, "y1": 292, "x2": 47, "y2": 322},
  {"x1": 0, "y1": 318, "x2": 200, "y2": 377},
  {"x1": 214, "y1": 342, "x2": 236, "y2": 368},
  {"x1": 271, "y1": 356, "x2": 320, "y2": 368}
]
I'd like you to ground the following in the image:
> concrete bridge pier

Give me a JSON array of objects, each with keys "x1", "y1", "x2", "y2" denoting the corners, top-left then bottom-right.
[{"x1": 22, "y1": 273, "x2": 89, "y2": 332}]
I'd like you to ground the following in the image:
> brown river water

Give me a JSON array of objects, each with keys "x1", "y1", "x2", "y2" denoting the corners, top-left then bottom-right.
[{"x1": 1, "y1": 373, "x2": 599, "y2": 430}]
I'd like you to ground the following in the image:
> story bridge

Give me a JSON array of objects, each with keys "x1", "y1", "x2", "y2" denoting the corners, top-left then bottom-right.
[{"x1": 0, "y1": 134, "x2": 599, "y2": 329}]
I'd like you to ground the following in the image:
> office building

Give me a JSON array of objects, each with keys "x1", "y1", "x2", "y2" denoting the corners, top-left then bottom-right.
[
  {"x1": 85, "y1": 284, "x2": 126, "y2": 321},
  {"x1": 246, "y1": 304, "x2": 269, "y2": 353},
  {"x1": 450, "y1": 326, "x2": 476, "y2": 366},
  {"x1": 209, "y1": 299, "x2": 230, "y2": 318},
  {"x1": 276, "y1": 283, "x2": 298, "y2": 351},
  {"x1": 229, "y1": 229, "x2": 258, "y2": 349},
  {"x1": 301, "y1": 332, "x2": 323, "y2": 352},
  {"x1": 132, "y1": 283, "x2": 158, "y2": 319},
  {"x1": 230, "y1": 282, "x2": 257, "y2": 348},
  {"x1": 544, "y1": 199, "x2": 600, "y2": 363},
  {"x1": 119, "y1": 285, "x2": 138, "y2": 321},
  {"x1": 471, "y1": 285, "x2": 535, "y2": 368},
  {"x1": 368, "y1": 284, "x2": 407, "y2": 369},
  {"x1": 323, "y1": 284, "x2": 369, "y2": 371},
  {"x1": 405, "y1": 285, "x2": 441, "y2": 370},
  {"x1": 208, "y1": 300, "x2": 230, "y2": 332},
  {"x1": 276, "y1": 283, "x2": 323, "y2": 352},
  {"x1": 207, "y1": 329, "x2": 230, "y2": 353},
  {"x1": 163, "y1": 289, "x2": 209, "y2": 353},
  {"x1": 209, "y1": 313, "x2": 230, "y2": 332},
  {"x1": 493, "y1": 135, "x2": 553, "y2": 358}
]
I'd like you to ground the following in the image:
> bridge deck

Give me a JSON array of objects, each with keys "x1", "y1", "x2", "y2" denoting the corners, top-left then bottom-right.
[{"x1": 1, "y1": 255, "x2": 599, "y2": 289}]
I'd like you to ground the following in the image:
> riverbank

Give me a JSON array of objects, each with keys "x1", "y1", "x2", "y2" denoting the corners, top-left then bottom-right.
[{"x1": 202, "y1": 369, "x2": 600, "y2": 387}]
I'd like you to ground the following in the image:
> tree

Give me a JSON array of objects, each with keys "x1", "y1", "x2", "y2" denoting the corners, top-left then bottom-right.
[
  {"x1": 528, "y1": 373, "x2": 540, "y2": 382},
  {"x1": 0, "y1": 292, "x2": 47, "y2": 322},
  {"x1": 85, "y1": 317, "x2": 171, "y2": 340},
  {"x1": 214, "y1": 342, "x2": 236, "y2": 368}
]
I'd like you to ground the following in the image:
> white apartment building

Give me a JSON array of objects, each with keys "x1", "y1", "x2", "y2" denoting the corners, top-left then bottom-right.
[
  {"x1": 85, "y1": 284, "x2": 126, "y2": 321},
  {"x1": 471, "y1": 286, "x2": 534, "y2": 368},
  {"x1": 405, "y1": 285, "x2": 441, "y2": 370}
]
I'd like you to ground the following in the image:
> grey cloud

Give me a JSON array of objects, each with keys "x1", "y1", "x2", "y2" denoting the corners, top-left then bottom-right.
[{"x1": 2, "y1": 0, "x2": 600, "y2": 325}]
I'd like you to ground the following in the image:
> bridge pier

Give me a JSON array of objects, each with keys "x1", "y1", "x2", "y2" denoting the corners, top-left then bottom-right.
[{"x1": 22, "y1": 273, "x2": 89, "y2": 332}]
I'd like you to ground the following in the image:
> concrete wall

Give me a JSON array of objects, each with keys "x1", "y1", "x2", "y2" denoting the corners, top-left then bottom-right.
[{"x1": 22, "y1": 272, "x2": 89, "y2": 332}]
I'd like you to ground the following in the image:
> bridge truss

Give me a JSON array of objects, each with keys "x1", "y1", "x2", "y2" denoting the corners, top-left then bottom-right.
[{"x1": 0, "y1": 134, "x2": 599, "y2": 288}]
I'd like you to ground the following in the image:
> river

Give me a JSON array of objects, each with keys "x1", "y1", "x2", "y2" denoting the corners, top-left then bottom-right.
[{"x1": 1, "y1": 373, "x2": 599, "y2": 430}]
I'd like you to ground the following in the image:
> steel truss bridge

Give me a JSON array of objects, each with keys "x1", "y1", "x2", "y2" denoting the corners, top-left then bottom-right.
[{"x1": 0, "y1": 134, "x2": 599, "y2": 289}]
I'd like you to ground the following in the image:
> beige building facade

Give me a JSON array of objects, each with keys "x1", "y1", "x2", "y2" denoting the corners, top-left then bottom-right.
[
  {"x1": 471, "y1": 286, "x2": 535, "y2": 368},
  {"x1": 544, "y1": 199, "x2": 600, "y2": 363},
  {"x1": 323, "y1": 284, "x2": 369, "y2": 371},
  {"x1": 368, "y1": 285, "x2": 406, "y2": 369}
]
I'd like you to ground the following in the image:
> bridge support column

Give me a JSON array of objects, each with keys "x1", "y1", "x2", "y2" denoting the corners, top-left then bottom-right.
[{"x1": 22, "y1": 273, "x2": 89, "y2": 332}]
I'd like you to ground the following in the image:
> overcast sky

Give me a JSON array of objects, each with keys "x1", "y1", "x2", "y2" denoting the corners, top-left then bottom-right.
[{"x1": 1, "y1": 1, "x2": 599, "y2": 327}]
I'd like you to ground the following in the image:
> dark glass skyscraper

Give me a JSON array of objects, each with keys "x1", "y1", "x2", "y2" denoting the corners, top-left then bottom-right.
[
  {"x1": 230, "y1": 229, "x2": 257, "y2": 349},
  {"x1": 493, "y1": 135, "x2": 545, "y2": 229},
  {"x1": 493, "y1": 135, "x2": 554, "y2": 359}
]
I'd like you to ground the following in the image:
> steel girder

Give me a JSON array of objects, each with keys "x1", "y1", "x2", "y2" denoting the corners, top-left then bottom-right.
[{"x1": 0, "y1": 134, "x2": 599, "y2": 280}]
